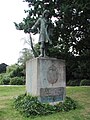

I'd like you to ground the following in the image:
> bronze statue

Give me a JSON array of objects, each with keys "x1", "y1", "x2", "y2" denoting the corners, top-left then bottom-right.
[{"x1": 30, "y1": 10, "x2": 53, "y2": 57}]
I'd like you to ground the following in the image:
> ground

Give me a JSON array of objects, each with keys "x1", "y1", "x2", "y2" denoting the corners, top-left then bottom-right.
[{"x1": 0, "y1": 85, "x2": 90, "y2": 120}]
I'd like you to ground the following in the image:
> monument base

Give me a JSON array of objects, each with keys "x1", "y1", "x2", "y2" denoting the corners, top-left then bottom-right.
[{"x1": 26, "y1": 57, "x2": 66, "y2": 104}]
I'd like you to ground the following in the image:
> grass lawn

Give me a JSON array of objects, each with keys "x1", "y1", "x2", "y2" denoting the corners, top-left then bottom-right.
[{"x1": 0, "y1": 85, "x2": 90, "y2": 120}]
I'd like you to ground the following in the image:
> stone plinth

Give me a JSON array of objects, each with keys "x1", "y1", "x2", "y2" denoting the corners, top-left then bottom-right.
[{"x1": 26, "y1": 57, "x2": 66, "y2": 103}]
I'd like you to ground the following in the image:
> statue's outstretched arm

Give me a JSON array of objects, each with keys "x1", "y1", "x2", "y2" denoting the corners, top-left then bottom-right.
[{"x1": 31, "y1": 18, "x2": 41, "y2": 30}]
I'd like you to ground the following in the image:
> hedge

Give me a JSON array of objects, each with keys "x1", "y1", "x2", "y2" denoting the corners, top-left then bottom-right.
[{"x1": 80, "y1": 79, "x2": 90, "y2": 86}]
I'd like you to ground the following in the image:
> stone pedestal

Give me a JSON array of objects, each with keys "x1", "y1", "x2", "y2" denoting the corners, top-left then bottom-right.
[{"x1": 26, "y1": 57, "x2": 66, "y2": 103}]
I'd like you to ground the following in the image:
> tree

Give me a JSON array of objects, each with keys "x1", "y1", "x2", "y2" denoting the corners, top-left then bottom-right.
[
  {"x1": 14, "y1": 0, "x2": 90, "y2": 81},
  {"x1": 23, "y1": 34, "x2": 39, "y2": 57},
  {"x1": 14, "y1": 0, "x2": 90, "y2": 57},
  {"x1": 0, "y1": 63, "x2": 8, "y2": 73},
  {"x1": 6, "y1": 64, "x2": 24, "y2": 77},
  {"x1": 18, "y1": 48, "x2": 33, "y2": 66}
]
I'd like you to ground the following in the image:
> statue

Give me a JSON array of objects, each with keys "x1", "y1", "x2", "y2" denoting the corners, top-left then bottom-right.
[{"x1": 30, "y1": 10, "x2": 53, "y2": 57}]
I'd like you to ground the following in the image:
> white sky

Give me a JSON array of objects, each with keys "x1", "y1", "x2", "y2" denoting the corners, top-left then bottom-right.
[{"x1": 0, "y1": 0, "x2": 29, "y2": 65}]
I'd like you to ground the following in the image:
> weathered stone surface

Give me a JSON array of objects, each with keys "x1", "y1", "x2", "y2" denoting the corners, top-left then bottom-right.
[{"x1": 26, "y1": 57, "x2": 66, "y2": 103}]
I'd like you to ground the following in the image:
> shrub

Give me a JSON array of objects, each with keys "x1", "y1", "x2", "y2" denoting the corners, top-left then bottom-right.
[
  {"x1": 10, "y1": 77, "x2": 25, "y2": 85},
  {"x1": 14, "y1": 94, "x2": 77, "y2": 117},
  {"x1": 67, "y1": 80, "x2": 80, "y2": 86},
  {"x1": 0, "y1": 74, "x2": 4, "y2": 84},
  {"x1": 80, "y1": 79, "x2": 90, "y2": 86},
  {"x1": 6, "y1": 64, "x2": 25, "y2": 78},
  {"x1": 1, "y1": 75, "x2": 11, "y2": 85}
]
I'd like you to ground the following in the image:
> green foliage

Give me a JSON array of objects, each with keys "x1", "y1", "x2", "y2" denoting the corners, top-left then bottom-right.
[
  {"x1": 66, "y1": 56, "x2": 90, "y2": 82},
  {"x1": 10, "y1": 66, "x2": 25, "y2": 78},
  {"x1": 0, "y1": 74, "x2": 25, "y2": 85},
  {"x1": 14, "y1": 0, "x2": 90, "y2": 82},
  {"x1": 80, "y1": 79, "x2": 90, "y2": 86},
  {"x1": 14, "y1": 94, "x2": 77, "y2": 117},
  {"x1": 6, "y1": 64, "x2": 17, "y2": 73},
  {"x1": 15, "y1": 0, "x2": 90, "y2": 56},
  {"x1": 0, "y1": 74, "x2": 11, "y2": 85},
  {"x1": 18, "y1": 48, "x2": 33, "y2": 67},
  {"x1": 67, "y1": 79, "x2": 80, "y2": 86},
  {"x1": 0, "y1": 73, "x2": 3, "y2": 84},
  {"x1": 6, "y1": 64, "x2": 25, "y2": 77},
  {"x1": 10, "y1": 77, "x2": 25, "y2": 85},
  {"x1": 56, "y1": 96, "x2": 77, "y2": 112},
  {"x1": 0, "y1": 63, "x2": 25, "y2": 85}
]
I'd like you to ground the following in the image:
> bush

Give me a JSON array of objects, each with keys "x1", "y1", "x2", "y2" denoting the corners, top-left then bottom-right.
[
  {"x1": 0, "y1": 74, "x2": 4, "y2": 84},
  {"x1": 67, "y1": 80, "x2": 80, "y2": 86},
  {"x1": 10, "y1": 77, "x2": 25, "y2": 85},
  {"x1": 14, "y1": 94, "x2": 77, "y2": 117},
  {"x1": 80, "y1": 79, "x2": 90, "y2": 86},
  {"x1": 0, "y1": 73, "x2": 25, "y2": 85},
  {"x1": 6, "y1": 64, "x2": 25, "y2": 78},
  {"x1": 0, "y1": 75, "x2": 10, "y2": 85}
]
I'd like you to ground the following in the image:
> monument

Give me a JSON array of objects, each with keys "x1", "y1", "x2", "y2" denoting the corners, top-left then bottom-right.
[{"x1": 26, "y1": 10, "x2": 66, "y2": 104}]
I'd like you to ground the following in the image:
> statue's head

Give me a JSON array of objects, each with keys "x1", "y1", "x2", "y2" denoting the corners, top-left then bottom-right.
[{"x1": 42, "y1": 10, "x2": 50, "y2": 18}]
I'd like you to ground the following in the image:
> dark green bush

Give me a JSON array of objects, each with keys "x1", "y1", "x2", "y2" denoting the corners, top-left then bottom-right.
[
  {"x1": 67, "y1": 80, "x2": 80, "y2": 86},
  {"x1": 10, "y1": 77, "x2": 25, "y2": 85},
  {"x1": 80, "y1": 79, "x2": 90, "y2": 86},
  {"x1": 56, "y1": 96, "x2": 77, "y2": 112},
  {"x1": 14, "y1": 94, "x2": 77, "y2": 117}
]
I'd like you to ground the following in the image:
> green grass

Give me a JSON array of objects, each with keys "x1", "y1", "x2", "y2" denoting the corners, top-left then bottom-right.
[{"x1": 0, "y1": 86, "x2": 90, "y2": 120}]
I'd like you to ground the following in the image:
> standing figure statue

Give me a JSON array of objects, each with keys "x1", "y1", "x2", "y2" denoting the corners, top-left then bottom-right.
[{"x1": 30, "y1": 10, "x2": 53, "y2": 57}]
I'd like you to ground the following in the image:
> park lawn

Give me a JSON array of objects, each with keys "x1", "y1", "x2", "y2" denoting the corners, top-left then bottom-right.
[{"x1": 0, "y1": 86, "x2": 90, "y2": 120}]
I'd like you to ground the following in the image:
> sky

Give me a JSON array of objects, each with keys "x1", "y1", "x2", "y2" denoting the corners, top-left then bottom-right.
[{"x1": 0, "y1": 0, "x2": 29, "y2": 65}]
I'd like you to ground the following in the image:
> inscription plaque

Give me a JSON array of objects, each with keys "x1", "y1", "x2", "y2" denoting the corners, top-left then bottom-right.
[
  {"x1": 40, "y1": 87, "x2": 65, "y2": 103},
  {"x1": 40, "y1": 87, "x2": 64, "y2": 96}
]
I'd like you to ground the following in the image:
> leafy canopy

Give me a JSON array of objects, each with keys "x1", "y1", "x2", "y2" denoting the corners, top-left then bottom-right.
[{"x1": 14, "y1": 0, "x2": 90, "y2": 57}]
